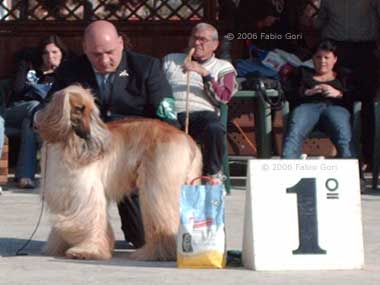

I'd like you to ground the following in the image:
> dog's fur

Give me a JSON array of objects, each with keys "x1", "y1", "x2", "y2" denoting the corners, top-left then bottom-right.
[{"x1": 35, "y1": 85, "x2": 202, "y2": 261}]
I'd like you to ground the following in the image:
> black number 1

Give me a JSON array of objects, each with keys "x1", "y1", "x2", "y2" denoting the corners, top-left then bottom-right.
[{"x1": 287, "y1": 178, "x2": 327, "y2": 255}]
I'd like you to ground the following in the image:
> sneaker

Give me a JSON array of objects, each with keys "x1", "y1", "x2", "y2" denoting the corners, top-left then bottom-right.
[
  {"x1": 0, "y1": 185, "x2": 2, "y2": 195},
  {"x1": 18, "y1": 178, "x2": 36, "y2": 189}
]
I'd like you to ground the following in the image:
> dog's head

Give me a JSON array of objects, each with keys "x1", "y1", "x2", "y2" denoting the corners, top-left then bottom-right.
[
  {"x1": 36, "y1": 85, "x2": 111, "y2": 164},
  {"x1": 68, "y1": 86, "x2": 96, "y2": 140},
  {"x1": 36, "y1": 85, "x2": 106, "y2": 143}
]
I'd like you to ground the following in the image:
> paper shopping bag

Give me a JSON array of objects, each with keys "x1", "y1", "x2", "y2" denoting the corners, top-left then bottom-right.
[{"x1": 177, "y1": 176, "x2": 226, "y2": 268}]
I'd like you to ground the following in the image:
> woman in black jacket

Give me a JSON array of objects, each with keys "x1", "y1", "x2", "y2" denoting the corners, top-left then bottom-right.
[
  {"x1": 282, "y1": 40, "x2": 354, "y2": 159},
  {"x1": 6, "y1": 35, "x2": 67, "y2": 188}
]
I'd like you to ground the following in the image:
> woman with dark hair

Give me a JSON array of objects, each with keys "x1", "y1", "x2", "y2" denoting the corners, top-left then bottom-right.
[
  {"x1": 282, "y1": 39, "x2": 355, "y2": 159},
  {"x1": 6, "y1": 35, "x2": 67, "y2": 188}
]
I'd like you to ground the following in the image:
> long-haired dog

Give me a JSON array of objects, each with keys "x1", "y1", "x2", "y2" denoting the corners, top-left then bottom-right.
[{"x1": 35, "y1": 85, "x2": 202, "y2": 261}]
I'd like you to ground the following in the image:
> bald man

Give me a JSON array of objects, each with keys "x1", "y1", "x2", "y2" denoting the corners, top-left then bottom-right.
[
  {"x1": 48, "y1": 20, "x2": 176, "y2": 122},
  {"x1": 44, "y1": 20, "x2": 177, "y2": 249}
]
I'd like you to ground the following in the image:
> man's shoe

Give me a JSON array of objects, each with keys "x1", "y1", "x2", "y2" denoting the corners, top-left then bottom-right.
[{"x1": 18, "y1": 178, "x2": 35, "y2": 189}]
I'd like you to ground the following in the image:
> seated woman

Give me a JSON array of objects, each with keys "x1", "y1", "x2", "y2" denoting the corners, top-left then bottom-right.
[
  {"x1": 5, "y1": 35, "x2": 67, "y2": 188},
  {"x1": 282, "y1": 40, "x2": 355, "y2": 159}
]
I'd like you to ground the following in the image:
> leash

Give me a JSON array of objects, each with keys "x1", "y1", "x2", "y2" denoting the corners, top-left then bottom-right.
[{"x1": 15, "y1": 144, "x2": 48, "y2": 256}]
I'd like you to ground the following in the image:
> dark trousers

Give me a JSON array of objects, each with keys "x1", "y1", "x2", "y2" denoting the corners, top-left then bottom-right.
[
  {"x1": 117, "y1": 193, "x2": 145, "y2": 248},
  {"x1": 177, "y1": 111, "x2": 226, "y2": 175},
  {"x1": 115, "y1": 117, "x2": 181, "y2": 248},
  {"x1": 108, "y1": 116, "x2": 145, "y2": 248},
  {"x1": 335, "y1": 41, "x2": 378, "y2": 165}
]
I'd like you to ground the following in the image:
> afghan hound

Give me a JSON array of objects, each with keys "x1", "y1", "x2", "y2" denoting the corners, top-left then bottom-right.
[{"x1": 35, "y1": 85, "x2": 202, "y2": 261}]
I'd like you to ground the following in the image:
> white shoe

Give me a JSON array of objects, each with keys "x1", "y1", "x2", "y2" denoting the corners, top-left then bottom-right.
[{"x1": 0, "y1": 186, "x2": 3, "y2": 195}]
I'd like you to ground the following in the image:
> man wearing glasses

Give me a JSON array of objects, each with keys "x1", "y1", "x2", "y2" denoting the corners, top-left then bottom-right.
[{"x1": 163, "y1": 23, "x2": 237, "y2": 180}]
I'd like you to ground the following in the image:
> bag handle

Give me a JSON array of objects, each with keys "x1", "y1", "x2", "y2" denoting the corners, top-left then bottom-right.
[
  {"x1": 189, "y1": 176, "x2": 217, "y2": 185},
  {"x1": 256, "y1": 79, "x2": 284, "y2": 110}
]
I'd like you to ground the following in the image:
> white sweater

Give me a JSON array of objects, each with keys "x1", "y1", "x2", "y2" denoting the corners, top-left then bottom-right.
[{"x1": 163, "y1": 53, "x2": 237, "y2": 114}]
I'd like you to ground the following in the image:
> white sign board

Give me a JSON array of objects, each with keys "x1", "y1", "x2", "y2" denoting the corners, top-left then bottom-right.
[{"x1": 242, "y1": 159, "x2": 364, "y2": 270}]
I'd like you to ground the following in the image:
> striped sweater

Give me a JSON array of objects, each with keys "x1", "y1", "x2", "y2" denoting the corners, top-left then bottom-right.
[{"x1": 163, "y1": 53, "x2": 237, "y2": 114}]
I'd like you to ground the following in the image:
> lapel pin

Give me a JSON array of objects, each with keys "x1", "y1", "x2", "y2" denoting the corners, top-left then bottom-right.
[{"x1": 119, "y1": 70, "x2": 129, "y2": 77}]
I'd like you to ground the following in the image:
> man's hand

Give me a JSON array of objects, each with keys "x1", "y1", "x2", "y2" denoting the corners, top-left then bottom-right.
[{"x1": 182, "y1": 61, "x2": 209, "y2": 77}]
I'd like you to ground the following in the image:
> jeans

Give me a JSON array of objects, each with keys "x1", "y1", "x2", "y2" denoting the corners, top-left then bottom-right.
[
  {"x1": 282, "y1": 103, "x2": 354, "y2": 159},
  {"x1": 4, "y1": 100, "x2": 40, "y2": 180},
  {"x1": 177, "y1": 111, "x2": 226, "y2": 175}
]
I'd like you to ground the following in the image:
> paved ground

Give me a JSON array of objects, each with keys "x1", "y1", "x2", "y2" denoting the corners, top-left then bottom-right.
[{"x1": 0, "y1": 178, "x2": 379, "y2": 285}]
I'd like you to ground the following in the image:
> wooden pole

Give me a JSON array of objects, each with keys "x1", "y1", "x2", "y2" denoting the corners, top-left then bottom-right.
[{"x1": 185, "y1": 47, "x2": 195, "y2": 134}]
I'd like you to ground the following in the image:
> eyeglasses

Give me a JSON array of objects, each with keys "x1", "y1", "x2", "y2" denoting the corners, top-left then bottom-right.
[{"x1": 190, "y1": 35, "x2": 215, "y2": 44}]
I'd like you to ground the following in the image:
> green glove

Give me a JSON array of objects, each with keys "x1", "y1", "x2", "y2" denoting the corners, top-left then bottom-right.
[{"x1": 156, "y1": 97, "x2": 177, "y2": 121}]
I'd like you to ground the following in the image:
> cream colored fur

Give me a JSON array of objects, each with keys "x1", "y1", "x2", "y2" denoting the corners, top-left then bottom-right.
[{"x1": 36, "y1": 85, "x2": 202, "y2": 261}]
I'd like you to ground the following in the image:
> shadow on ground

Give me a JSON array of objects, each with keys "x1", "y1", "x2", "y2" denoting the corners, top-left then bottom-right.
[{"x1": 0, "y1": 238, "x2": 44, "y2": 257}]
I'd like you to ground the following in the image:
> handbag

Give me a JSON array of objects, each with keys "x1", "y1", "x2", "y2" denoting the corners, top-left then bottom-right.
[
  {"x1": 241, "y1": 74, "x2": 284, "y2": 110},
  {"x1": 177, "y1": 176, "x2": 226, "y2": 268}
]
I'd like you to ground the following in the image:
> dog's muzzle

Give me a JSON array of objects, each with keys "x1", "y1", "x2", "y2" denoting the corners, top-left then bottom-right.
[{"x1": 72, "y1": 123, "x2": 91, "y2": 140}]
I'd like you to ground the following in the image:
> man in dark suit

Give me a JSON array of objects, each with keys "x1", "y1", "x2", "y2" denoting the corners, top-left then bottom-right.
[{"x1": 45, "y1": 20, "x2": 177, "y2": 249}]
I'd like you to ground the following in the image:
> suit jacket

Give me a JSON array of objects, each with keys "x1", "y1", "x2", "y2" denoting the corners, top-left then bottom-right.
[{"x1": 48, "y1": 49, "x2": 174, "y2": 121}]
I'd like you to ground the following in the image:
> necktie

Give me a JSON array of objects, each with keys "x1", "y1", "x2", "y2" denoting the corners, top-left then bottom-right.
[{"x1": 99, "y1": 74, "x2": 111, "y2": 103}]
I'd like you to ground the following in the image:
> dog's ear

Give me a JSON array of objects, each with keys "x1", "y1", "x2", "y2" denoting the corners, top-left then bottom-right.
[
  {"x1": 35, "y1": 89, "x2": 72, "y2": 142},
  {"x1": 69, "y1": 88, "x2": 94, "y2": 140}
]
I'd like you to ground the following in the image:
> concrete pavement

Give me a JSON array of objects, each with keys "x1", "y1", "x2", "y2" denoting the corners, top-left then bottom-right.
[{"x1": 0, "y1": 180, "x2": 379, "y2": 285}]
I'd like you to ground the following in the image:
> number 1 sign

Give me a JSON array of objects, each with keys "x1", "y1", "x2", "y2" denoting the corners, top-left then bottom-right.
[{"x1": 242, "y1": 159, "x2": 364, "y2": 270}]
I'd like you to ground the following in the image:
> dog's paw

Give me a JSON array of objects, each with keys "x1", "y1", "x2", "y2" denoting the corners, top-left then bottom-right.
[
  {"x1": 65, "y1": 246, "x2": 112, "y2": 260},
  {"x1": 65, "y1": 248, "x2": 89, "y2": 260},
  {"x1": 129, "y1": 245, "x2": 175, "y2": 261},
  {"x1": 128, "y1": 247, "x2": 155, "y2": 261},
  {"x1": 43, "y1": 245, "x2": 66, "y2": 257}
]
